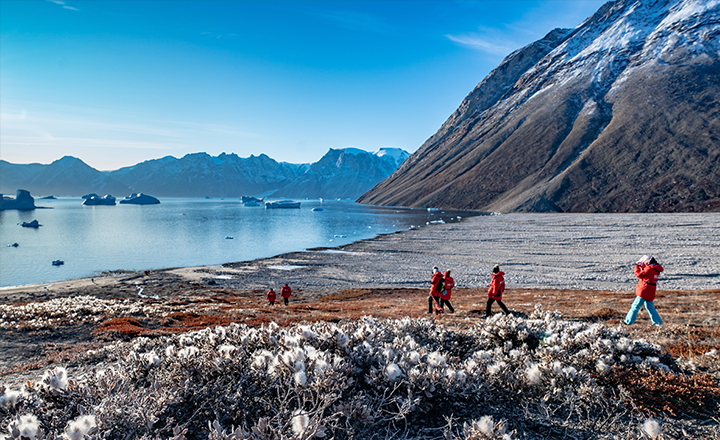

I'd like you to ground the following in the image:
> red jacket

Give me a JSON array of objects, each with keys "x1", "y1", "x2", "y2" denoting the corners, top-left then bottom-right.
[
  {"x1": 441, "y1": 274, "x2": 454, "y2": 300},
  {"x1": 281, "y1": 285, "x2": 292, "y2": 298},
  {"x1": 488, "y1": 272, "x2": 505, "y2": 300},
  {"x1": 635, "y1": 263, "x2": 663, "y2": 301},
  {"x1": 430, "y1": 271, "x2": 444, "y2": 296},
  {"x1": 266, "y1": 289, "x2": 276, "y2": 302}
]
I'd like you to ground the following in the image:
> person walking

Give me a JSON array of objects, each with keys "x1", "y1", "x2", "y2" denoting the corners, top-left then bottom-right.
[
  {"x1": 266, "y1": 288, "x2": 276, "y2": 306},
  {"x1": 440, "y1": 269, "x2": 455, "y2": 313},
  {"x1": 427, "y1": 267, "x2": 444, "y2": 314},
  {"x1": 624, "y1": 255, "x2": 664, "y2": 325},
  {"x1": 486, "y1": 265, "x2": 510, "y2": 317},
  {"x1": 281, "y1": 283, "x2": 292, "y2": 306}
]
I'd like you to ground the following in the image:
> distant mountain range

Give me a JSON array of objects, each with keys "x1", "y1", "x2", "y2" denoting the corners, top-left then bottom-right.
[
  {"x1": 359, "y1": 0, "x2": 720, "y2": 212},
  {"x1": 0, "y1": 148, "x2": 409, "y2": 199}
]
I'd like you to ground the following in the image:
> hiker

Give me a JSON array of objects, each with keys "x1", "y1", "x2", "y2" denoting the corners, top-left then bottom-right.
[
  {"x1": 440, "y1": 269, "x2": 455, "y2": 313},
  {"x1": 624, "y1": 255, "x2": 664, "y2": 325},
  {"x1": 486, "y1": 265, "x2": 510, "y2": 317},
  {"x1": 281, "y1": 283, "x2": 292, "y2": 306},
  {"x1": 266, "y1": 288, "x2": 276, "y2": 306},
  {"x1": 427, "y1": 267, "x2": 444, "y2": 314}
]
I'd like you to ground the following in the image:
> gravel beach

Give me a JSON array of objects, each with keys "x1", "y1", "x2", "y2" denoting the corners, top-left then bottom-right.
[{"x1": 2, "y1": 212, "x2": 719, "y2": 302}]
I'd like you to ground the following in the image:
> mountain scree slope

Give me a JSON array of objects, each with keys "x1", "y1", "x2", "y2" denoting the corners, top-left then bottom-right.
[{"x1": 358, "y1": 0, "x2": 720, "y2": 213}]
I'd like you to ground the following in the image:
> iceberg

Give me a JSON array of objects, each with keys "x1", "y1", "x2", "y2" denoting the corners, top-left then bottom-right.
[
  {"x1": 119, "y1": 193, "x2": 160, "y2": 205},
  {"x1": 0, "y1": 189, "x2": 36, "y2": 211},
  {"x1": 83, "y1": 195, "x2": 116, "y2": 206}
]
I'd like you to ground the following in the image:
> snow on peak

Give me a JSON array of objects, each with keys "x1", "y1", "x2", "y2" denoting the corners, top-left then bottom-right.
[
  {"x1": 374, "y1": 148, "x2": 410, "y2": 165},
  {"x1": 340, "y1": 147, "x2": 370, "y2": 156}
]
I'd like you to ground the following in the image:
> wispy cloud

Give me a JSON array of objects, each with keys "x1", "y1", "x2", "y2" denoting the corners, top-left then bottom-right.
[
  {"x1": 46, "y1": 0, "x2": 79, "y2": 11},
  {"x1": 313, "y1": 9, "x2": 392, "y2": 34},
  {"x1": 445, "y1": 33, "x2": 516, "y2": 55}
]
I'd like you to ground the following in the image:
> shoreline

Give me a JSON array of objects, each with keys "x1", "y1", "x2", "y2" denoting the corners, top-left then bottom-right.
[{"x1": 2, "y1": 212, "x2": 720, "y2": 303}]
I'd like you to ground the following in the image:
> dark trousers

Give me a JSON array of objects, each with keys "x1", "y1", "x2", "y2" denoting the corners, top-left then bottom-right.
[
  {"x1": 486, "y1": 298, "x2": 509, "y2": 317},
  {"x1": 428, "y1": 295, "x2": 442, "y2": 313},
  {"x1": 441, "y1": 298, "x2": 454, "y2": 313},
  {"x1": 283, "y1": 297, "x2": 289, "y2": 306}
]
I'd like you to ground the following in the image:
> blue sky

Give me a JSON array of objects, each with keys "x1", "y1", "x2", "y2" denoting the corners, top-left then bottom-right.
[{"x1": 1, "y1": 0, "x2": 606, "y2": 170}]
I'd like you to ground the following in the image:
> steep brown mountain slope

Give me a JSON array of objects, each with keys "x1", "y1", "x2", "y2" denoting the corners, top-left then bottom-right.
[{"x1": 358, "y1": 0, "x2": 720, "y2": 212}]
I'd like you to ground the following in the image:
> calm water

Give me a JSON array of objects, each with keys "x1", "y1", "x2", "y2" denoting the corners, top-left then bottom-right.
[{"x1": 0, "y1": 198, "x2": 472, "y2": 287}]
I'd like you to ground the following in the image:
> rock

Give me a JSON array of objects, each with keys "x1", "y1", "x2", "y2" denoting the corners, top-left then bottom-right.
[
  {"x1": 118, "y1": 193, "x2": 160, "y2": 205},
  {"x1": 0, "y1": 189, "x2": 36, "y2": 211}
]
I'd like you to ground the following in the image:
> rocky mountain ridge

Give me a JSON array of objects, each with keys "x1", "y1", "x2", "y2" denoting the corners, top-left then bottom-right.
[
  {"x1": 358, "y1": 0, "x2": 720, "y2": 212},
  {"x1": 0, "y1": 148, "x2": 408, "y2": 199}
]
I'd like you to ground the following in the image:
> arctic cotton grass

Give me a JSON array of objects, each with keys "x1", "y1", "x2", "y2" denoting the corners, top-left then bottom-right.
[
  {"x1": 0, "y1": 313, "x2": 706, "y2": 440},
  {"x1": 5, "y1": 414, "x2": 42, "y2": 440},
  {"x1": 64, "y1": 415, "x2": 97, "y2": 440}
]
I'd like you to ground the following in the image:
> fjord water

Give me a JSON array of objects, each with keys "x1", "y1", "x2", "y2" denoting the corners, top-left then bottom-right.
[{"x1": 0, "y1": 198, "x2": 469, "y2": 288}]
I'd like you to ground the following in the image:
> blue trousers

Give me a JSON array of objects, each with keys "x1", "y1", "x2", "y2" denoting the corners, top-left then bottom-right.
[{"x1": 624, "y1": 296, "x2": 663, "y2": 325}]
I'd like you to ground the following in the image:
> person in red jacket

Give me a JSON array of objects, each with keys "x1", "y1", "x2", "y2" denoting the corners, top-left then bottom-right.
[
  {"x1": 486, "y1": 265, "x2": 510, "y2": 317},
  {"x1": 266, "y1": 288, "x2": 277, "y2": 306},
  {"x1": 427, "y1": 267, "x2": 444, "y2": 314},
  {"x1": 624, "y1": 255, "x2": 664, "y2": 325},
  {"x1": 281, "y1": 283, "x2": 292, "y2": 306},
  {"x1": 440, "y1": 269, "x2": 455, "y2": 313}
]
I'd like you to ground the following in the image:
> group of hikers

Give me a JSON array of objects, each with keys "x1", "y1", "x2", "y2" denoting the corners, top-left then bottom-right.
[
  {"x1": 428, "y1": 264, "x2": 509, "y2": 317},
  {"x1": 264, "y1": 255, "x2": 665, "y2": 326},
  {"x1": 266, "y1": 283, "x2": 293, "y2": 306},
  {"x1": 428, "y1": 254, "x2": 664, "y2": 325}
]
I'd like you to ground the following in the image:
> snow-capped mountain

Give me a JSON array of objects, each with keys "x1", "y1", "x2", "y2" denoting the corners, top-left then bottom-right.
[
  {"x1": 108, "y1": 152, "x2": 309, "y2": 197},
  {"x1": 359, "y1": 0, "x2": 720, "y2": 212},
  {"x1": 0, "y1": 148, "x2": 409, "y2": 199},
  {"x1": 272, "y1": 147, "x2": 410, "y2": 199}
]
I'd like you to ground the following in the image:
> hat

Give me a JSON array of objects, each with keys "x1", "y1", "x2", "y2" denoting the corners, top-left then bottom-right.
[
  {"x1": 636, "y1": 255, "x2": 653, "y2": 265},
  {"x1": 493, "y1": 264, "x2": 500, "y2": 273},
  {"x1": 432, "y1": 266, "x2": 439, "y2": 273}
]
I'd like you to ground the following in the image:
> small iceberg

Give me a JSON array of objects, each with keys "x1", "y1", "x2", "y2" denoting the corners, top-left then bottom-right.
[
  {"x1": 225, "y1": 236, "x2": 234, "y2": 239},
  {"x1": 20, "y1": 220, "x2": 41, "y2": 228},
  {"x1": 312, "y1": 207, "x2": 324, "y2": 212},
  {"x1": 334, "y1": 234, "x2": 347, "y2": 238},
  {"x1": 265, "y1": 200, "x2": 301, "y2": 209},
  {"x1": 52, "y1": 260, "x2": 64, "y2": 266},
  {"x1": 240, "y1": 196, "x2": 264, "y2": 206},
  {"x1": 427, "y1": 208, "x2": 440, "y2": 212},
  {"x1": 83, "y1": 194, "x2": 116, "y2": 206},
  {"x1": 119, "y1": 193, "x2": 160, "y2": 205}
]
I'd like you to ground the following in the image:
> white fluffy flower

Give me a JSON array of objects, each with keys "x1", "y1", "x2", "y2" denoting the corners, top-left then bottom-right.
[
  {"x1": 64, "y1": 415, "x2": 97, "y2": 440},
  {"x1": 178, "y1": 346, "x2": 199, "y2": 358},
  {"x1": 141, "y1": 352, "x2": 161, "y2": 368},
  {"x1": 218, "y1": 344, "x2": 237, "y2": 358},
  {"x1": 642, "y1": 418, "x2": 661, "y2": 439},
  {"x1": 427, "y1": 351, "x2": 446, "y2": 368},
  {"x1": 385, "y1": 363, "x2": 402, "y2": 382},
  {"x1": 7, "y1": 414, "x2": 42, "y2": 440},
  {"x1": 291, "y1": 410, "x2": 310, "y2": 436},
  {"x1": 42, "y1": 366, "x2": 68, "y2": 391},
  {"x1": 526, "y1": 364, "x2": 543, "y2": 385},
  {"x1": 0, "y1": 389, "x2": 22, "y2": 408},
  {"x1": 294, "y1": 371, "x2": 307, "y2": 386}
]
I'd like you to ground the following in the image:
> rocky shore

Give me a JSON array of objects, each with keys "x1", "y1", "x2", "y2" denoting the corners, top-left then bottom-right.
[{"x1": 2, "y1": 212, "x2": 719, "y2": 303}]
